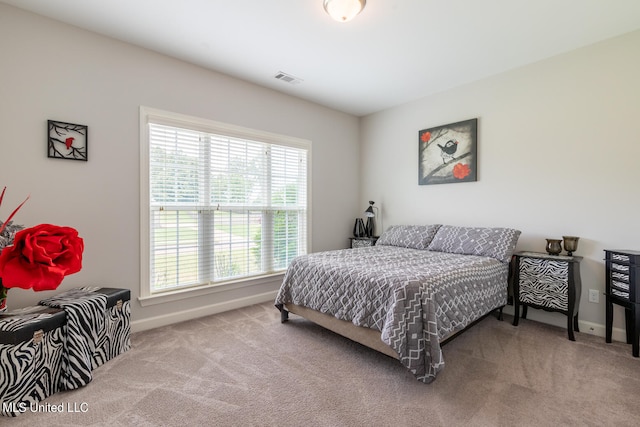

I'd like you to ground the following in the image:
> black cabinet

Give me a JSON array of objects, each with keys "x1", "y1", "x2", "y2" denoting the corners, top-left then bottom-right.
[
  {"x1": 512, "y1": 251, "x2": 582, "y2": 341},
  {"x1": 605, "y1": 249, "x2": 640, "y2": 357}
]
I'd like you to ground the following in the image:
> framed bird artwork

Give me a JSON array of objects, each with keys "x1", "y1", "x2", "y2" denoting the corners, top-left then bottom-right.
[
  {"x1": 48, "y1": 120, "x2": 88, "y2": 161},
  {"x1": 418, "y1": 118, "x2": 477, "y2": 185}
]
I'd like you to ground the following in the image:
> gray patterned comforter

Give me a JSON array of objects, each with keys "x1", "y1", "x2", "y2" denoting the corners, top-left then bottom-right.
[{"x1": 275, "y1": 245, "x2": 509, "y2": 383}]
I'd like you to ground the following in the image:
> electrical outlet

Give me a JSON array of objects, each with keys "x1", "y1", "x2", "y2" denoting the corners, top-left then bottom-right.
[{"x1": 588, "y1": 289, "x2": 600, "y2": 303}]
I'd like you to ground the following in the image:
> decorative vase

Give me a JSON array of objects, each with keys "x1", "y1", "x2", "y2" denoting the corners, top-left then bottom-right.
[
  {"x1": 353, "y1": 218, "x2": 366, "y2": 238},
  {"x1": 365, "y1": 217, "x2": 375, "y2": 238},
  {"x1": 562, "y1": 236, "x2": 579, "y2": 256},
  {"x1": 545, "y1": 239, "x2": 563, "y2": 255}
]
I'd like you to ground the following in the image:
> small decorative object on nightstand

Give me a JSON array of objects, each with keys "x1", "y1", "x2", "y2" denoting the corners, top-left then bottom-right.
[
  {"x1": 350, "y1": 237, "x2": 378, "y2": 248},
  {"x1": 545, "y1": 239, "x2": 563, "y2": 255},
  {"x1": 562, "y1": 236, "x2": 579, "y2": 256},
  {"x1": 353, "y1": 218, "x2": 366, "y2": 238},
  {"x1": 512, "y1": 251, "x2": 582, "y2": 341},
  {"x1": 604, "y1": 249, "x2": 640, "y2": 357},
  {"x1": 364, "y1": 201, "x2": 380, "y2": 238}
]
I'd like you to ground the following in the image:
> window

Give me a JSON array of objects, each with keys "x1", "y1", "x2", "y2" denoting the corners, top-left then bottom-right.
[{"x1": 140, "y1": 107, "x2": 310, "y2": 298}]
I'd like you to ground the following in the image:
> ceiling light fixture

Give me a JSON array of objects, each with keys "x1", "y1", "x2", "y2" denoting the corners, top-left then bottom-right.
[{"x1": 323, "y1": 0, "x2": 366, "y2": 23}]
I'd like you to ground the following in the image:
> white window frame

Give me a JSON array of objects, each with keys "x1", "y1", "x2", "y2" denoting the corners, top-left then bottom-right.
[{"x1": 139, "y1": 106, "x2": 311, "y2": 305}]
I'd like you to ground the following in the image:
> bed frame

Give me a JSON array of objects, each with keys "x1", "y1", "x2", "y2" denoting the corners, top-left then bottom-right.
[{"x1": 278, "y1": 302, "x2": 504, "y2": 359}]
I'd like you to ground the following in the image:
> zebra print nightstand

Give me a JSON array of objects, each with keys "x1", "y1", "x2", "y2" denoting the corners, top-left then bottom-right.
[
  {"x1": 512, "y1": 251, "x2": 583, "y2": 341},
  {"x1": 350, "y1": 237, "x2": 378, "y2": 248}
]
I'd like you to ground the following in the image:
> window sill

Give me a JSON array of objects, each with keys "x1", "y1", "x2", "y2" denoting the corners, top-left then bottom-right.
[{"x1": 138, "y1": 272, "x2": 285, "y2": 307}]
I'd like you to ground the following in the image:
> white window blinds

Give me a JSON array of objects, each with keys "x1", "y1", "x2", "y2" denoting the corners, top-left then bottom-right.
[{"x1": 144, "y1": 115, "x2": 309, "y2": 295}]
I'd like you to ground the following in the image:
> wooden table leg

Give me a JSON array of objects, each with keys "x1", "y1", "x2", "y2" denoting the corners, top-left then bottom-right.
[
  {"x1": 605, "y1": 295, "x2": 613, "y2": 344},
  {"x1": 567, "y1": 313, "x2": 575, "y2": 341},
  {"x1": 633, "y1": 304, "x2": 640, "y2": 357},
  {"x1": 625, "y1": 307, "x2": 634, "y2": 344}
]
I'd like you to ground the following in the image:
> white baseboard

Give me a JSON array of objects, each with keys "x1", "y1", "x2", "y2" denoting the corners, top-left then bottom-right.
[
  {"x1": 503, "y1": 305, "x2": 628, "y2": 343},
  {"x1": 578, "y1": 319, "x2": 628, "y2": 342},
  {"x1": 130, "y1": 290, "x2": 279, "y2": 333},
  {"x1": 131, "y1": 294, "x2": 632, "y2": 344}
]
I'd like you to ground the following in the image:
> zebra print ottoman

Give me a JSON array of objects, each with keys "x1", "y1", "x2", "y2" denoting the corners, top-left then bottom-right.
[
  {"x1": 90, "y1": 287, "x2": 131, "y2": 368},
  {"x1": 0, "y1": 306, "x2": 67, "y2": 417},
  {"x1": 40, "y1": 287, "x2": 131, "y2": 373}
]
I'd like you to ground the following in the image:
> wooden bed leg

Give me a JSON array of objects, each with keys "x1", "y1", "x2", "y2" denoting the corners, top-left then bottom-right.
[
  {"x1": 497, "y1": 306, "x2": 504, "y2": 321},
  {"x1": 276, "y1": 304, "x2": 289, "y2": 323}
]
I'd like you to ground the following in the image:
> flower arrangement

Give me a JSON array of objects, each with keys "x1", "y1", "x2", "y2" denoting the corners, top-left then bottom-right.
[{"x1": 0, "y1": 186, "x2": 84, "y2": 312}]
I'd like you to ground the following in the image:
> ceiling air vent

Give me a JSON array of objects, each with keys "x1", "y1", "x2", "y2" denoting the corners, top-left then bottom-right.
[{"x1": 274, "y1": 71, "x2": 303, "y2": 85}]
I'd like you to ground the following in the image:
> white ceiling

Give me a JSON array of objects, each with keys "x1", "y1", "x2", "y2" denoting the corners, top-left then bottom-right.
[{"x1": 4, "y1": 0, "x2": 640, "y2": 116}]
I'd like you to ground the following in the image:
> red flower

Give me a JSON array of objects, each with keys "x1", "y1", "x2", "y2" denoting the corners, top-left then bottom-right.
[
  {"x1": 453, "y1": 163, "x2": 471, "y2": 179},
  {"x1": 421, "y1": 131, "x2": 431, "y2": 143},
  {"x1": 0, "y1": 224, "x2": 84, "y2": 291}
]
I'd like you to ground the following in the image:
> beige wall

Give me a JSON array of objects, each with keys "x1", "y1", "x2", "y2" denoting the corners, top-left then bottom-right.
[
  {"x1": 0, "y1": 4, "x2": 360, "y2": 331},
  {"x1": 360, "y1": 29, "x2": 640, "y2": 338}
]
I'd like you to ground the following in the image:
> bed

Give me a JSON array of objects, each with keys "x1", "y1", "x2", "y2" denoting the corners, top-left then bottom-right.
[{"x1": 275, "y1": 224, "x2": 521, "y2": 383}]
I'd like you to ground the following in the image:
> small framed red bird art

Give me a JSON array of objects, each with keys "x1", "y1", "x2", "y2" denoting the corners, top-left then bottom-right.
[
  {"x1": 47, "y1": 120, "x2": 88, "y2": 161},
  {"x1": 418, "y1": 118, "x2": 477, "y2": 185}
]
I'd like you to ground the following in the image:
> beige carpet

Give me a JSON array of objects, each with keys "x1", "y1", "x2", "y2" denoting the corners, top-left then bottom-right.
[{"x1": 7, "y1": 302, "x2": 640, "y2": 426}]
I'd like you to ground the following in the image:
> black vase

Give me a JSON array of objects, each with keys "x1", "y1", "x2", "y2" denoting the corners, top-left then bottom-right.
[
  {"x1": 365, "y1": 217, "x2": 375, "y2": 237},
  {"x1": 353, "y1": 218, "x2": 366, "y2": 238}
]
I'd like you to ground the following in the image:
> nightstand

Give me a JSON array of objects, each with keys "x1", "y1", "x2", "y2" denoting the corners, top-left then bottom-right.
[
  {"x1": 350, "y1": 237, "x2": 378, "y2": 248},
  {"x1": 604, "y1": 249, "x2": 640, "y2": 357},
  {"x1": 512, "y1": 251, "x2": 583, "y2": 341}
]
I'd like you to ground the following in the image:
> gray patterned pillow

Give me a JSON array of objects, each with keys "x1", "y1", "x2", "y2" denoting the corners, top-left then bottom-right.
[
  {"x1": 426, "y1": 225, "x2": 521, "y2": 263},
  {"x1": 376, "y1": 224, "x2": 442, "y2": 250}
]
